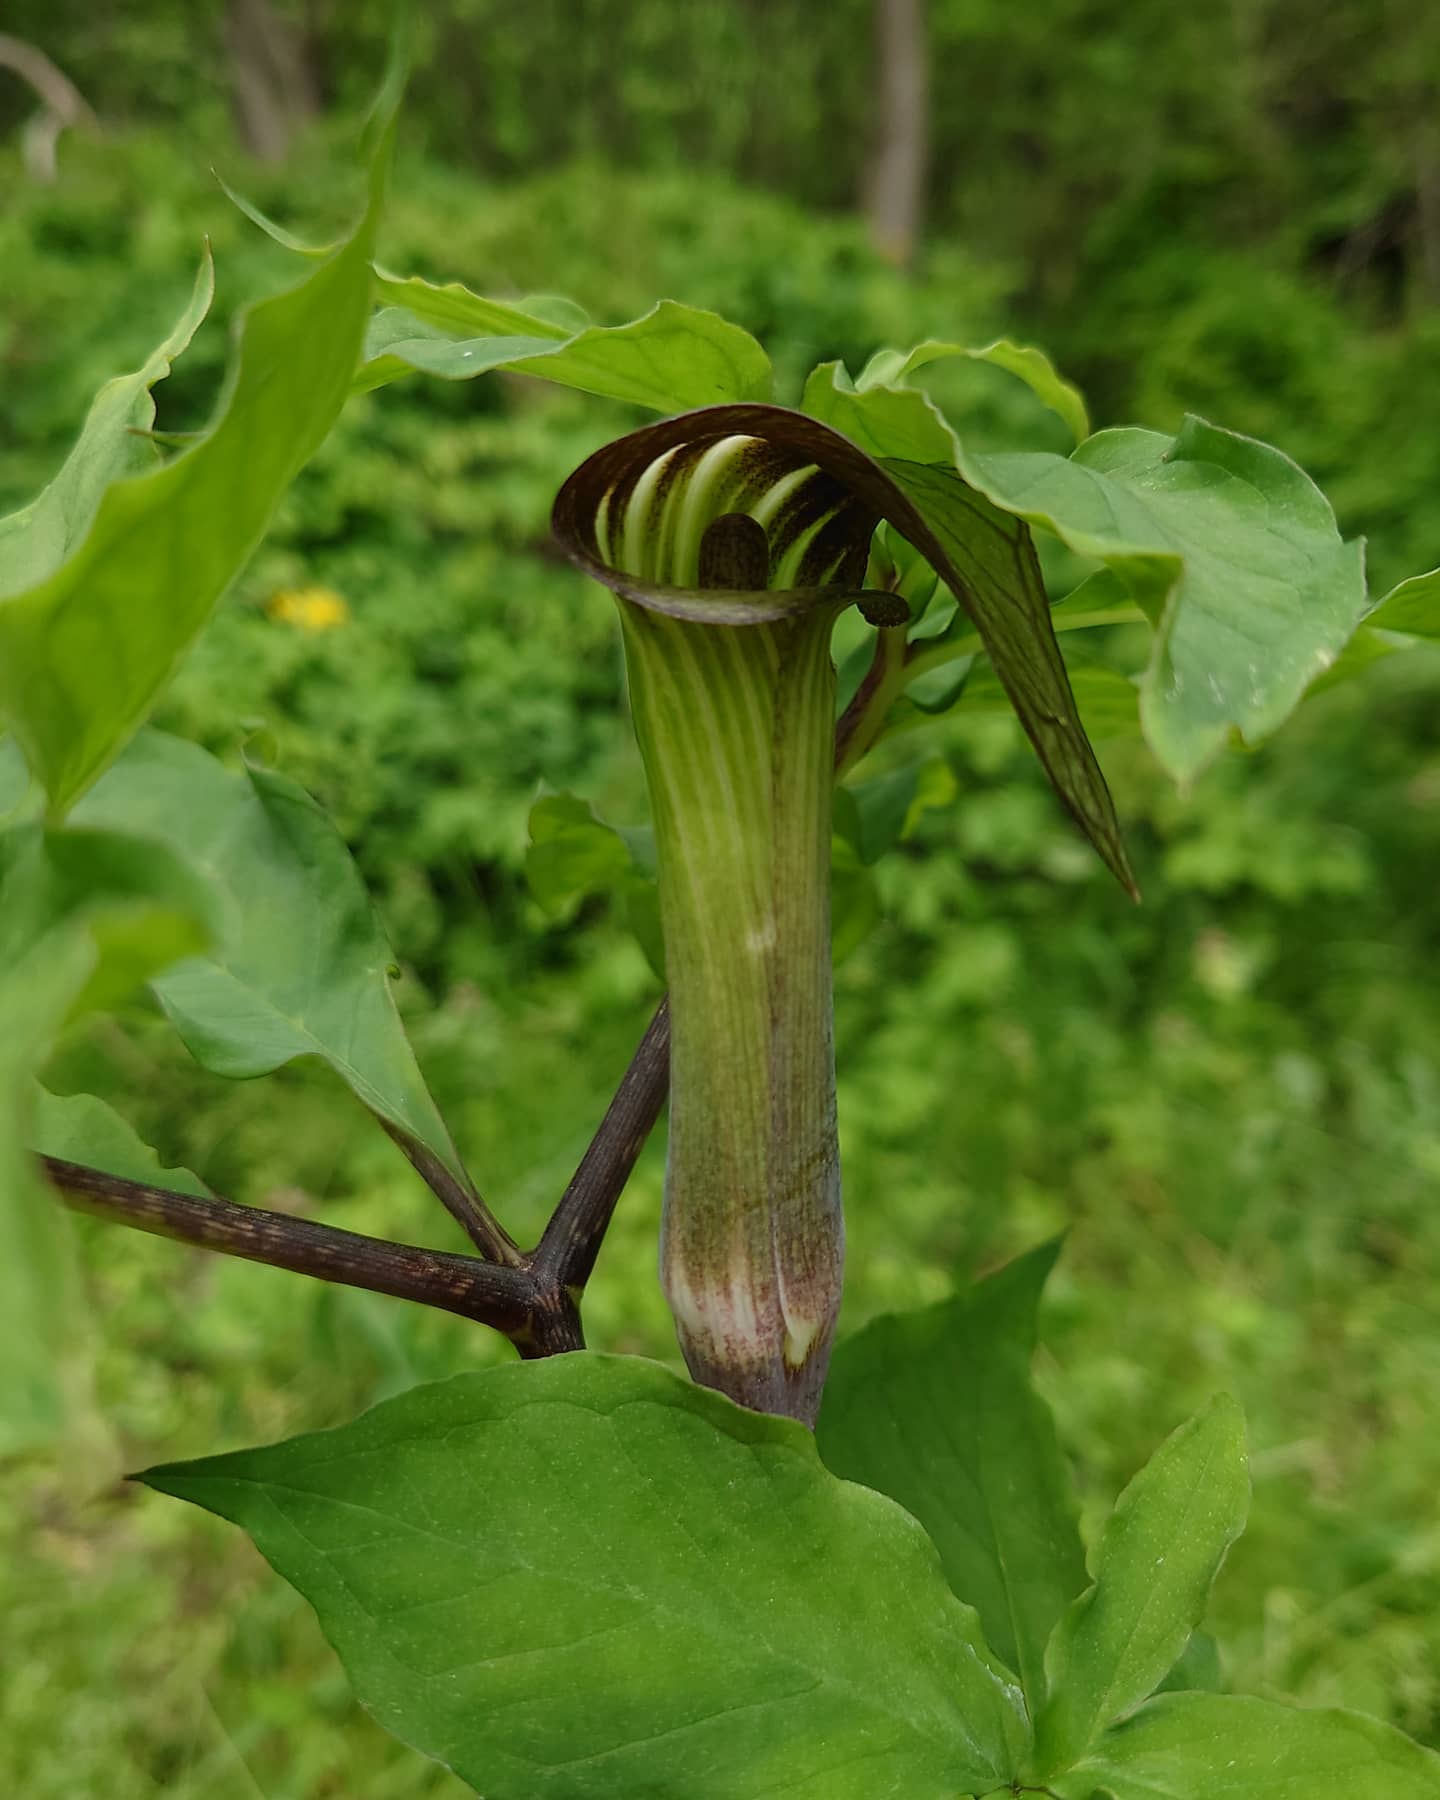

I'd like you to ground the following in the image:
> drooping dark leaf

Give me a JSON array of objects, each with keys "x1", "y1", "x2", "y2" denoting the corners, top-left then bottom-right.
[{"x1": 878, "y1": 460, "x2": 1138, "y2": 895}]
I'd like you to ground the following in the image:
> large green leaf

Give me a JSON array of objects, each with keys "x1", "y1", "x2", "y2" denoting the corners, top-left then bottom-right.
[
  {"x1": 855, "y1": 339, "x2": 1090, "y2": 442},
  {"x1": 143, "y1": 1353, "x2": 1029, "y2": 1799},
  {"x1": 0, "y1": 820, "x2": 216, "y2": 1454},
  {"x1": 0, "y1": 132, "x2": 388, "y2": 816},
  {"x1": 962, "y1": 420, "x2": 1369, "y2": 780},
  {"x1": 359, "y1": 278, "x2": 774, "y2": 410},
  {"x1": 1050, "y1": 1692, "x2": 1440, "y2": 1799},
  {"x1": 70, "y1": 730, "x2": 469, "y2": 1188},
  {"x1": 1365, "y1": 565, "x2": 1440, "y2": 638},
  {"x1": 818, "y1": 1244, "x2": 1085, "y2": 1707},
  {"x1": 805, "y1": 365, "x2": 1369, "y2": 783},
  {"x1": 1032, "y1": 1396, "x2": 1250, "y2": 1779},
  {"x1": 0, "y1": 252, "x2": 213, "y2": 595}
]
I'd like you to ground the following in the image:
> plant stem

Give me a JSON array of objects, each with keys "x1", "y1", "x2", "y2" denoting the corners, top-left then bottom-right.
[
  {"x1": 532, "y1": 998, "x2": 671, "y2": 1293},
  {"x1": 42, "y1": 1154, "x2": 551, "y2": 1345},
  {"x1": 834, "y1": 618, "x2": 912, "y2": 777},
  {"x1": 373, "y1": 1115, "x2": 523, "y2": 1267}
]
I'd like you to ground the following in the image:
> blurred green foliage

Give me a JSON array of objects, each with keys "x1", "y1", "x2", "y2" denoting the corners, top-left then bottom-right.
[{"x1": 3, "y1": 4, "x2": 1440, "y2": 1794}]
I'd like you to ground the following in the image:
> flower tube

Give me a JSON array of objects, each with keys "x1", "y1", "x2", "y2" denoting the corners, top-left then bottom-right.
[{"x1": 553, "y1": 412, "x2": 901, "y2": 1424}]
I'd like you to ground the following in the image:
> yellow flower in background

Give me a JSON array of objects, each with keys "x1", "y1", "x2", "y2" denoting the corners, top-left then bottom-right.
[{"x1": 265, "y1": 585, "x2": 349, "y2": 631}]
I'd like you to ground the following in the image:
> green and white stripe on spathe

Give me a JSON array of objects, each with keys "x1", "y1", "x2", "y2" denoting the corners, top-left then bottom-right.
[{"x1": 593, "y1": 432, "x2": 867, "y2": 592}]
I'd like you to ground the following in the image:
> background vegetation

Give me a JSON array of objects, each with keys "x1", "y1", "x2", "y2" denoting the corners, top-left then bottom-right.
[{"x1": 3, "y1": 2, "x2": 1439, "y2": 1793}]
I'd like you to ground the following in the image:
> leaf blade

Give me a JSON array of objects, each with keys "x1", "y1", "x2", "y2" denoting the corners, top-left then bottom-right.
[
  {"x1": 856, "y1": 338, "x2": 1090, "y2": 442},
  {"x1": 0, "y1": 817, "x2": 217, "y2": 1454},
  {"x1": 879, "y1": 459, "x2": 1138, "y2": 897},
  {"x1": 142, "y1": 1354, "x2": 1030, "y2": 1800},
  {"x1": 1365, "y1": 566, "x2": 1440, "y2": 638},
  {"x1": 31, "y1": 1087, "x2": 212, "y2": 1199},
  {"x1": 0, "y1": 250, "x2": 214, "y2": 598},
  {"x1": 1052, "y1": 1692, "x2": 1440, "y2": 1799},
  {"x1": 0, "y1": 144, "x2": 386, "y2": 815},
  {"x1": 1033, "y1": 1396, "x2": 1250, "y2": 1777},
  {"x1": 818, "y1": 1243, "x2": 1085, "y2": 1707},
  {"x1": 361, "y1": 284, "x2": 774, "y2": 411},
  {"x1": 960, "y1": 418, "x2": 1370, "y2": 780},
  {"x1": 69, "y1": 731, "x2": 468, "y2": 1188}
]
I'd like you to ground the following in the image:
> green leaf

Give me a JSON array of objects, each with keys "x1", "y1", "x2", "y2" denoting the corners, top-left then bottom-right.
[
  {"x1": 0, "y1": 943, "x2": 104, "y2": 1457},
  {"x1": 360, "y1": 281, "x2": 774, "y2": 411},
  {"x1": 0, "y1": 822, "x2": 218, "y2": 1022},
  {"x1": 30, "y1": 1087, "x2": 211, "y2": 1198},
  {"x1": 957, "y1": 655, "x2": 1142, "y2": 742},
  {"x1": 818, "y1": 1244, "x2": 1085, "y2": 1708},
  {"x1": 0, "y1": 251, "x2": 213, "y2": 596},
  {"x1": 0, "y1": 135, "x2": 388, "y2": 816},
  {"x1": 526, "y1": 791, "x2": 639, "y2": 914},
  {"x1": 1365, "y1": 565, "x2": 1440, "y2": 638},
  {"x1": 961, "y1": 419, "x2": 1369, "y2": 780},
  {"x1": 1032, "y1": 1395, "x2": 1250, "y2": 1778},
  {"x1": 878, "y1": 459, "x2": 1138, "y2": 897},
  {"x1": 855, "y1": 338, "x2": 1090, "y2": 443},
  {"x1": 1051, "y1": 1693, "x2": 1440, "y2": 1799},
  {"x1": 830, "y1": 835, "x2": 882, "y2": 963},
  {"x1": 833, "y1": 756, "x2": 959, "y2": 867},
  {"x1": 803, "y1": 359, "x2": 957, "y2": 465},
  {"x1": 1049, "y1": 569, "x2": 1146, "y2": 630},
  {"x1": 525, "y1": 790, "x2": 665, "y2": 977},
  {"x1": 69, "y1": 730, "x2": 469, "y2": 1189},
  {"x1": 1303, "y1": 625, "x2": 1400, "y2": 696},
  {"x1": 0, "y1": 816, "x2": 217, "y2": 1454},
  {"x1": 142, "y1": 1353, "x2": 1029, "y2": 1799},
  {"x1": 1154, "y1": 1630, "x2": 1222, "y2": 1696}
]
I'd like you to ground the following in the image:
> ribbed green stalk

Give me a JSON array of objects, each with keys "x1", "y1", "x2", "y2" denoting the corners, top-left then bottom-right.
[{"x1": 620, "y1": 598, "x2": 842, "y2": 1425}]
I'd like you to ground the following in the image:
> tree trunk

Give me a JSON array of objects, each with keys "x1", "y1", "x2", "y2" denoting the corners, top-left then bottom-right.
[
  {"x1": 865, "y1": 0, "x2": 929, "y2": 268},
  {"x1": 223, "y1": 0, "x2": 319, "y2": 164}
]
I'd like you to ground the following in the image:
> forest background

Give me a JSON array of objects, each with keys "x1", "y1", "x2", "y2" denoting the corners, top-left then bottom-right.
[{"x1": 3, "y1": 2, "x2": 1440, "y2": 1794}]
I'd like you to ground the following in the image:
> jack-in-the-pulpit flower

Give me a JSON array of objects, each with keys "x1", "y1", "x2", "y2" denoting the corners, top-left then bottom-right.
[{"x1": 554, "y1": 406, "x2": 906, "y2": 1424}]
